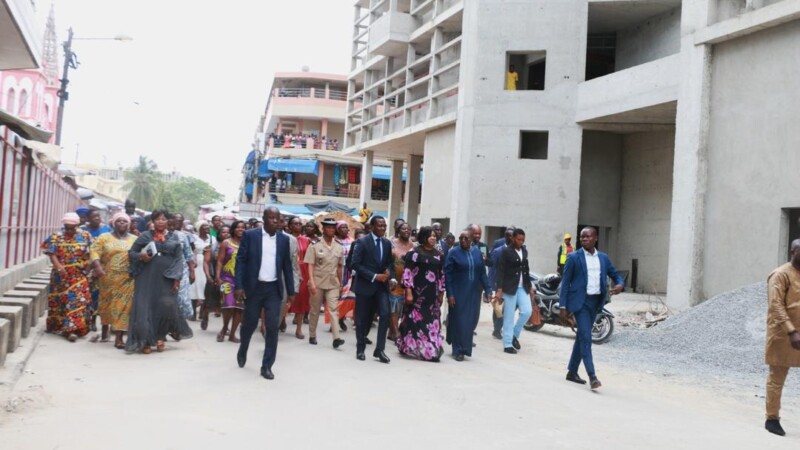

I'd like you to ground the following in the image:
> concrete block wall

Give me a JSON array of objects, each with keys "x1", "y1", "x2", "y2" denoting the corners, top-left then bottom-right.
[
  {"x1": 420, "y1": 125, "x2": 456, "y2": 225},
  {"x1": 0, "y1": 268, "x2": 50, "y2": 366},
  {"x1": 617, "y1": 131, "x2": 675, "y2": 293},
  {"x1": 0, "y1": 256, "x2": 49, "y2": 296},
  {"x1": 702, "y1": 20, "x2": 800, "y2": 298},
  {"x1": 616, "y1": 6, "x2": 682, "y2": 71}
]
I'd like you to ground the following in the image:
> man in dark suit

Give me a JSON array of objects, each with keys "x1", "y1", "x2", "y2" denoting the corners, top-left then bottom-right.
[
  {"x1": 494, "y1": 228, "x2": 534, "y2": 354},
  {"x1": 234, "y1": 206, "x2": 295, "y2": 380},
  {"x1": 559, "y1": 227, "x2": 623, "y2": 390},
  {"x1": 351, "y1": 215, "x2": 397, "y2": 363}
]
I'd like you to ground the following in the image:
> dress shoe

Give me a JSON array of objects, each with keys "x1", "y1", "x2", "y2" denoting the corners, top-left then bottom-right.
[
  {"x1": 454, "y1": 353, "x2": 465, "y2": 362},
  {"x1": 590, "y1": 377, "x2": 602, "y2": 390},
  {"x1": 504, "y1": 347, "x2": 517, "y2": 354},
  {"x1": 236, "y1": 351, "x2": 246, "y2": 368},
  {"x1": 765, "y1": 419, "x2": 786, "y2": 436},
  {"x1": 309, "y1": 337, "x2": 317, "y2": 345},
  {"x1": 512, "y1": 336, "x2": 521, "y2": 350},
  {"x1": 566, "y1": 372, "x2": 587, "y2": 385},
  {"x1": 260, "y1": 367, "x2": 274, "y2": 380},
  {"x1": 492, "y1": 330, "x2": 502, "y2": 340},
  {"x1": 339, "y1": 319, "x2": 348, "y2": 332},
  {"x1": 333, "y1": 338, "x2": 345, "y2": 349},
  {"x1": 472, "y1": 342, "x2": 477, "y2": 347},
  {"x1": 364, "y1": 337, "x2": 373, "y2": 345},
  {"x1": 356, "y1": 352, "x2": 366, "y2": 361},
  {"x1": 473, "y1": 331, "x2": 477, "y2": 336},
  {"x1": 373, "y1": 350, "x2": 391, "y2": 363}
]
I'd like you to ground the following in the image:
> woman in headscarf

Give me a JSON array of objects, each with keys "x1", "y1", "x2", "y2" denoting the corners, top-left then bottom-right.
[
  {"x1": 444, "y1": 229, "x2": 491, "y2": 361},
  {"x1": 190, "y1": 220, "x2": 212, "y2": 324},
  {"x1": 126, "y1": 209, "x2": 193, "y2": 354},
  {"x1": 326, "y1": 221, "x2": 356, "y2": 330},
  {"x1": 288, "y1": 217, "x2": 311, "y2": 339},
  {"x1": 396, "y1": 226, "x2": 446, "y2": 362},
  {"x1": 90, "y1": 212, "x2": 137, "y2": 348},
  {"x1": 42, "y1": 212, "x2": 93, "y2": 342},
  {"x1": 215, "y1": 220, "x2": 245, "y2": 342}
]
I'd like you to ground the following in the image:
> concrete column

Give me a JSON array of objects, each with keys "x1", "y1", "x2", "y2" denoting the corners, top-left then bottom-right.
[
  {"x1": 316, "y1": 162, "x2": 325, "y2": 196},
  {"x1": 388, "y1": 159, "x2": 404, "y2": 224},
  {"x1": 404, "y1": 154, "x2": 422, "y2": 229},
  {"x1": 666, "y1": 1, "x2": 713, "y2": 310},
  {"x1": 321, "y1": 119, "x2": 329, "y2": 141},
  {"x1": 359, "y1": 151, "x2": 374, "y2": 207}
]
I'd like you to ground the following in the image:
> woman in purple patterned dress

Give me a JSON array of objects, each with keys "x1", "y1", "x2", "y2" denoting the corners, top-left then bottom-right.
[{"x1": 396, "y1": 226, "x2": 446, "y2": 362}]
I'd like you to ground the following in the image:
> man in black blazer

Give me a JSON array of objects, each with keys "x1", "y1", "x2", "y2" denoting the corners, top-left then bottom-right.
[
  {"x1": 234, "y1": 207, "x2": 295, "y2": 380},
  {"x1": 351, "y1": 215, "x2": 397, "y2": 363},
  {"x1": 494, "y1": 228, "x2": 534, "y2": 354}
]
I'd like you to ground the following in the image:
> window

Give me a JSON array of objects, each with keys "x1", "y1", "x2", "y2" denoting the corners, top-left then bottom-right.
[
  {"x1": 505, "y1": 51, "x2": 546, "y2": 91},
  {"x1": 6, "y1": 89, "x2": 16, "y2": 113},
  {"x1": 17, "y1": 89, "x2": 28, "y2": 115},
  {"x1": 519, "y1": 131, "x2": 549, "y2": 160},
  {"x1": 586, "y1": 34, "x2": 616, "y2": 81}
]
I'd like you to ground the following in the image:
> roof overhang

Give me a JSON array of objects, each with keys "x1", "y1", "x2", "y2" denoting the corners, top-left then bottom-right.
[{"x1": 0, "y1": 0, "x2": 42, "y2": 70}]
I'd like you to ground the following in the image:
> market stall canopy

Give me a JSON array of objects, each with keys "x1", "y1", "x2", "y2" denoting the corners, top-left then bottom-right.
[
  {"x1": 371, "y1": 166, "x2": 424, "y2": 182},
  {"x1": 23, "y1": 140, "x2": 61, "y2": 169},
  {"x1": 304, "y1": 200, "x2": 355, "y2": 214},
  {"x1": 0, "y1": 109, "x2": 52, "y2": 142},
  {"x1": 258, "y1": 158, "x2": 319, "y2": 176}
]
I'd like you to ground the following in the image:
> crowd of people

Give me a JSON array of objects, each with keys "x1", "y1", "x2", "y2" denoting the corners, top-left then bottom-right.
[
  {"x1": 41, "y1": 203, "x2": 622, "y2": 390},
  {"x1": 268, "y1": 132, "x2": 339, "y2": 151}
]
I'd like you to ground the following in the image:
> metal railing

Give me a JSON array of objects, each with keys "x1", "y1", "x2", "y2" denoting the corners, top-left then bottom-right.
[
  {"x1": 0, "y1": 127, "x2": 81, "y2": 270},
  {"x1": 275, "y1": 87, "x2": 349, "y2": 102},
  {"x1": 260, "y1": 184, "x2": 388, "y2": 201}
]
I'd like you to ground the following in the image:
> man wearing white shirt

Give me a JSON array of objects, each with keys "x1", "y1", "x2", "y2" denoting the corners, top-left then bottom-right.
[{"x1": 559, "y1": 227, "x2": 624, "y2": 390}]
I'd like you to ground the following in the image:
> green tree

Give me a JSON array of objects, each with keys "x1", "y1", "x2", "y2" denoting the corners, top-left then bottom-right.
[
  {"x1": 124, "y1": 156, "x2": 160, "y2": 210},
  {"x1": 166, "y1": 176, "x2": 224, "y2": 221}
]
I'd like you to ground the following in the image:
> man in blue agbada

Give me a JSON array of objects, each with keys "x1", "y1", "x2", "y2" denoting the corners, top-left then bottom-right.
[{"x1": 445, "y1": 229, "x2": 491, "y2": 361}]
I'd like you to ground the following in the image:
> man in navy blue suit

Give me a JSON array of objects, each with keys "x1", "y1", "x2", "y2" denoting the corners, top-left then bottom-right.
[
  {"x1": 234, "y1": 206, "x2": 295, "y2": 380},
  {"x1": 351, "y1": 215, "x2": 397, "y2": 363},
  {"x1": 559, "y1": 227, "x2": 623, "y2": 390}
]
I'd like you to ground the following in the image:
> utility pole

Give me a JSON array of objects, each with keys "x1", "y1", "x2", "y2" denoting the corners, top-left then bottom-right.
[{"x1": 55, "y1": 28, "x2": 76, "y2": 146}]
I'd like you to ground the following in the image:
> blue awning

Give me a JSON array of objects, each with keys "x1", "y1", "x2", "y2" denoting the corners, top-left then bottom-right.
[
  {"x1": 372, "y1": 166, "x2": 423, "y2": 182},
  {"x1": 258, "y1": 158, "x2": 320, "y2": 176}
]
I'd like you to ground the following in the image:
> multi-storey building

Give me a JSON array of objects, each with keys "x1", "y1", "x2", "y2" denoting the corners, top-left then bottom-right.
[
  {"x1": 241, "y1": 71, "x2": 412, "y2": 218},
  {"x1": 344, "y1": 0, "x2": 800, "y2": 308}
]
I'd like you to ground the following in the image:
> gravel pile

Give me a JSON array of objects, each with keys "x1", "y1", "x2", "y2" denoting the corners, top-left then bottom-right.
[{"x1": 603, "y1": 282, "x2": 799, "y2": 392}]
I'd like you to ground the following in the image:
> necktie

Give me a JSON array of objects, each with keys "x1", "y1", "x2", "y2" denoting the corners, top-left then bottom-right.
[{"x1": 375, "y1": 237, "x2": 382, "y2": 263}]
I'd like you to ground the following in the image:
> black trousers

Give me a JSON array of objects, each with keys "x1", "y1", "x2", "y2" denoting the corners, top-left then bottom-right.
[
  {"x1": 238, "y1": 281, "x2": 282, "y2": 369},
  {"x1": 355, "y1": 289, "x2": 389, "y2": 353}
]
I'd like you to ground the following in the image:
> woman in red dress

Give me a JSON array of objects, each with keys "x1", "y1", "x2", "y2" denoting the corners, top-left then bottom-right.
[{"x1": 288, "y1": 217, "x2": 311, "y2": 339}]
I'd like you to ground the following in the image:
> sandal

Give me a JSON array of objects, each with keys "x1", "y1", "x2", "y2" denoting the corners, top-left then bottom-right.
[
  {"x1": 229, "y1": 336, "x2": 240, "y2": 343},
  {"x1": 200, "y1": 317, "x2": 208, "y2": 331},
  {"x1": 142, "y1": 346, "x2": 152, "y2": 354},
  {"x1": 295, "y1": 332, "x2": 305, "y2": 340},
  {"x1": 217, "y1": 331, "x2": 226, "y2": 342},
  {"x1": 114, "y1": 341, "x2": 125, "y2": 349},
  {"x1": 66, "y1": 333, "x2": 78, "y2": 342},
  {"x1": 156, "y1": 340, "x2": 165, "y2": 352}
]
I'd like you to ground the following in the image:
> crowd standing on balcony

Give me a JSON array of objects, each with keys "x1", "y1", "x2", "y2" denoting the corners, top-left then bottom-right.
[{"x1": 269, "y1": 133, "x2": 340, "y2": 151}]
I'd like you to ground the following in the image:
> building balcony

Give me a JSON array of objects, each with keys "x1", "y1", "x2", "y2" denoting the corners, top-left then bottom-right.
[
  {"x1": 0, "y1": 0, "x2": 42, "y2": 70},
  {"x1": 270, "y1": 87, "x2": 348, "y2": 122},
  {"x1": 368, "y1": 10, "x2": 417, "y2": 57},
  {"x1": 576, "y1": 54, "x2": 679, "y2": 132}
]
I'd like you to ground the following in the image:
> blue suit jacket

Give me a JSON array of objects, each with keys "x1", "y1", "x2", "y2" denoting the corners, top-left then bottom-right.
[
  {"x1": 234, "y1": 228, "x2": 295, "y2": 300},
  {"x1": 351, "y1": 234, "x2": 396, "y2": 296},
  {"x1": 560, "y1": 248, "x2": 623, "y2": 313}
]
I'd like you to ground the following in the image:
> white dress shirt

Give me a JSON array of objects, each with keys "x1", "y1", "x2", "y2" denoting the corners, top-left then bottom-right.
[
  {"x1": 259, "y1": 228, "x2": 278, "y2": 282},
  {"x1": 515, "y1": 248, "x2": 524, "y2": 287},
  {"x1": 585, "y1": 248, "x2": 601, "y2": 295}
]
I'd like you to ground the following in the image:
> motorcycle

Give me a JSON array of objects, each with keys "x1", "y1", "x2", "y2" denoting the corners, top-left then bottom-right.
[{"x1": 523, "y1": 272, "x2": 615, "y2": 344}]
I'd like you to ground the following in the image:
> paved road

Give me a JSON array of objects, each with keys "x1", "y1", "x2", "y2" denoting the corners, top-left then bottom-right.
[{"x1": 1, "y1": 305, "x2": 797, "y2": 450}]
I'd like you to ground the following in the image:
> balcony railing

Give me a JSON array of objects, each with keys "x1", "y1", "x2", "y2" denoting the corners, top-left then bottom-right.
[
  {"x1": 257, "y1": 184, "x2": 389, "y2": 201},
  {"x1": 274, "y1": 87, "x2": 349, "y2": 101}
]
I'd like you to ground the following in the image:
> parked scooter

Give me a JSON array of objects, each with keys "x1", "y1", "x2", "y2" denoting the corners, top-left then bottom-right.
[{"x1": 523, "y1": 273, "x2": 615, "y2": 344}]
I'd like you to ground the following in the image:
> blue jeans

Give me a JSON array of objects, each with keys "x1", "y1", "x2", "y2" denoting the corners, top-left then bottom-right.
[
  {"x1": 502, "y1": 289, "x2": 532, "y2": 348},
  {"x1": 568, "y1": 294, "x2": 602, "y2": 378}
]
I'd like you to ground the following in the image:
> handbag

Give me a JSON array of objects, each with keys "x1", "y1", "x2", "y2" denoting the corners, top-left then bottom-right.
[
  {"x1": 492, "y1": 297, "x2": 504, "y2": 318},
  {"x1": 529, "y1": 299, "x2": 542, "y2": 326}
]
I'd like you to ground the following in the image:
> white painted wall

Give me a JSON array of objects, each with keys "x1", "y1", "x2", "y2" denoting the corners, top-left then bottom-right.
[
  {"x1": 616, "y1": 7, "x2": 681, "y2": 71},
  {"x1": 617, "y1": 131, "x2": 674, "y2": 294},
  {"x1": 578, "y1": 131, "x2": 623, "y2": 261},
  {"x1": 703, "y1": 20, "x2": 800, "y2": 298},
  {"x1": 420, "y1": 125, "x2": 455, "y2": 225},
  {"x1": 451, "y1": 0, "x2": 587, "y2": 274}
]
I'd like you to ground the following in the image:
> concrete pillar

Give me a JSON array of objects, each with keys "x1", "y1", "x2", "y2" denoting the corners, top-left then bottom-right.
[
  {"x1": 359, "y1": 151, "x2": 374, "y2": 207},
  {"x1": 317, "y1": 162, "x2": 326, "y2": 196},
  {"x1": 321, "y1": 119, "x2": 329, "y2": 141},
  {"x1": 404, "y1": 154, "x2": 422, "y2": 229},
  {"x1": 666, "y1": 1, "x2": 713, "y2": 310},
  {"x1": 388, "y1": 160, "x2": 404, "y2": 224}
]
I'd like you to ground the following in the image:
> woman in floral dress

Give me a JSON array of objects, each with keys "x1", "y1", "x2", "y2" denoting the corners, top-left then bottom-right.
[
  {"x1": 396, "y1": 226, "x2": 446, "y2": 362},
  {"x1": 42, "y1": 212, "x2": 93, "y2": 342},
  {"x1": 90, "y1": 212, "x2": 137, "y2": 348},
  {"x1": 216, "y1": 220, "x2": 245, "y2": 343}
]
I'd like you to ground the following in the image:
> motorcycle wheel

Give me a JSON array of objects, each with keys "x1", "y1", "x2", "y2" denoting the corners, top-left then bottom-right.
[{"x1": 570, "y1": 315, "x2": 615, "y2": 344}]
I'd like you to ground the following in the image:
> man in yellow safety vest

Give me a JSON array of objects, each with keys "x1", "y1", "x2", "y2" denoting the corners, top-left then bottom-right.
[{"x1": 557, "y1": 233, "x2": 574, "y2": 275}]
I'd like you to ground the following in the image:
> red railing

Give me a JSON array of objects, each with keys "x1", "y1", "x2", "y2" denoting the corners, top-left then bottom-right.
[{"x1": 0, "y1": 126, "x2": 81, "y2": 270}]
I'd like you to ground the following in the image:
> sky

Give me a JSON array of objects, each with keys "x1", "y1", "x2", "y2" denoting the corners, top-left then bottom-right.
[{"x1": 47, "y1": 0, "x2": 354, "y2": 201}]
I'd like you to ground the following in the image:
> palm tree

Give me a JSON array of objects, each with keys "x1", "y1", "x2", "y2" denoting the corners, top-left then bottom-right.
[{"x1": 124, "y1": 156, "x2": 160, "y2": 210}]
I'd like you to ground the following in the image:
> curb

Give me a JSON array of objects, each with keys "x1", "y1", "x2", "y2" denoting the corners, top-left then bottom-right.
[{"x1": 0, "y1": 321, "x2": 45, "y2": 394}]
